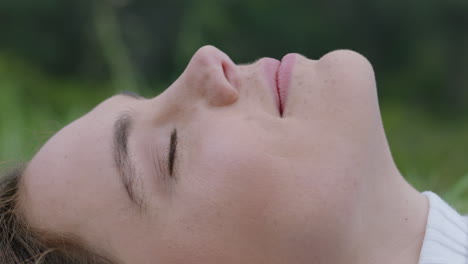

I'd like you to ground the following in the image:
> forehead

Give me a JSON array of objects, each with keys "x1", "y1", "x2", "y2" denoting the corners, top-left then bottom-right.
[
  {"x1": 20, "y1": 96, "x2": 130, "y2": 231},
  {"x1": 28, "y1": 96, "x2": 122, "y2": 173}
]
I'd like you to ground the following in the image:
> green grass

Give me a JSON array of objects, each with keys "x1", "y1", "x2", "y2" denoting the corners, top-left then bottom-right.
[
  {"x1": 1, "y1": 55, "x2": 467, "y2": 213},
  {"x1": 0, "y1": 54, "x2": 115, "y2": 160},
  {"x1": 381, "y1": 102, "x2": 468, "y2": 212}
]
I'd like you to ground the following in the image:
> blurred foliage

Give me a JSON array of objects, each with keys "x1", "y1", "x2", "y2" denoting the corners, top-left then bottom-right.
[{"x1": 0, "y1": 0, "x2": 467, "y2": 211}]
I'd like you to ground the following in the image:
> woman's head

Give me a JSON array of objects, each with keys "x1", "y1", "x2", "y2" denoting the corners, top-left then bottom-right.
[{"x1": 3, "y1": 45, "x2": 402, "y2": 263}]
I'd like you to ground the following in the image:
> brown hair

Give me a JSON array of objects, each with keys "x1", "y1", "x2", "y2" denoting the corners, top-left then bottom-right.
[{"x1": 0, "y1": 166, "x2": 117, "y2": 264}]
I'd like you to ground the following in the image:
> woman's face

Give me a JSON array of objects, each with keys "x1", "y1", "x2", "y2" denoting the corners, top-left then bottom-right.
[{"x1": 21, "y1": 46, "x2": 395, "y2": 263}]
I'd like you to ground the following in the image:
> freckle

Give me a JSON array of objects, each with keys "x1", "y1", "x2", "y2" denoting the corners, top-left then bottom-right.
[
  {"x1": 184, "y1": 225, "x2": 194, "y2": 233},
  {"x1": 64, "y1": 155, "x2": 68, "y2": 159},
  {"x1": 244, "y1": 115, "x2": 253, "y2": 121},
  {"x1": 272, "y1": 218, "x2": 278, "y2": 227}
]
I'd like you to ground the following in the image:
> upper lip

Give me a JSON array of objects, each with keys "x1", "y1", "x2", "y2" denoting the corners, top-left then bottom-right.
[
  {"x1": 273, "y1": 59, "x2": 285, "y2": 116},
  {"x1": 276, "y1": 53, "x2": 296, "y2": 116},
  {"x1": 259, "y1": 57, "x2": 282, "y2": 115}
]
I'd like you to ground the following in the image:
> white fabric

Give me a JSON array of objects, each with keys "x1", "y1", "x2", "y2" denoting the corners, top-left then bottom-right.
[{"x1": 418, "y1": 192, "x2": 468, "y2": 264}]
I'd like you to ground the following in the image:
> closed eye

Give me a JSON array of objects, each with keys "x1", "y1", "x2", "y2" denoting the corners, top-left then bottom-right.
[{"x1": 168, "y1": 128, "x2": 177, "y2": 178}]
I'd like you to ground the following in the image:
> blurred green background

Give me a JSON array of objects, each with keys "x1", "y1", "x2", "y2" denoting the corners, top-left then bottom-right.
[{"x1": 0, "y1": 0, "x2": 467, "y2": 211}]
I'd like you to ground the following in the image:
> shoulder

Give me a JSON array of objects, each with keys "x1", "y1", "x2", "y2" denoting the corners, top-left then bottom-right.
[{"x1": 418, "y1": 192, "x2": 468, "y2": 264}]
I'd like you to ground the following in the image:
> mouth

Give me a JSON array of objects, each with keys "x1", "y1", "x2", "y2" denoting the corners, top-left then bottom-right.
[{"x1": 261, "y1": 54, "x2": 296, "y2": 116}]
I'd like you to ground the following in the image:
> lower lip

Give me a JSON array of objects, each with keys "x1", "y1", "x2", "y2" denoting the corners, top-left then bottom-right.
[{"x1": 277, "y1": 53, "x2": 296, "y2": 114}]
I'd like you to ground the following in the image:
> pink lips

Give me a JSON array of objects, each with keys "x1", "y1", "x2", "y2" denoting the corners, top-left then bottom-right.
[
  {"x1": 261, "y1": 58, "x2": 281, "y2": 113},
  {"x1": 261, "y1": 54, "x2": 296, "y2": 115},
  {"x1": 278, "y1": 54, "x2": 296, "y2": 114}
]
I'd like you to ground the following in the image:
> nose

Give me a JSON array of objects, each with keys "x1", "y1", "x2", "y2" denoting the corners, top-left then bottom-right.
[{"x1": 182, "y1": 45, "x2": 239, "y2": 106}]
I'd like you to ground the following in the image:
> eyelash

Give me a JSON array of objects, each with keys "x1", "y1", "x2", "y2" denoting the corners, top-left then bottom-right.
[{"x1": 168, "y1": 128, "x2": 177, "y2": 179}]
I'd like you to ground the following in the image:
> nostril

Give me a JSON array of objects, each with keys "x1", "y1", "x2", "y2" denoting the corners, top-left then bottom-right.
[
  {"x1": 222, "y1": 61, "x2": 231, "y2": 84},
  {"x1": 183, "y1": 46, "x2": 239, "y2": 106},
  {"x1": 221, "y1": 59, "x2": 239, "y2": 88},
  {"x1": 222, "y1": 61, "x2": 228, "y2": 79},
  {"x1": 206, "y1": 59, "x2": 239, "y2": 107}
]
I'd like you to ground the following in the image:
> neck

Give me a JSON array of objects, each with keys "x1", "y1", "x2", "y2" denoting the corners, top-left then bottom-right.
[
  {"x1": 341, "y1": 169, "x2": 429, "y2": 264},
  {"x1": 269, "y1": 167, "x2": 429, "y2": 264}
]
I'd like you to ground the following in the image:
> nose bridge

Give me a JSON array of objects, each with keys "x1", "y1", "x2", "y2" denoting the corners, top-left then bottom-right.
[{"x1": 183, "y1": 46, "x2": 239, "y2": 107}]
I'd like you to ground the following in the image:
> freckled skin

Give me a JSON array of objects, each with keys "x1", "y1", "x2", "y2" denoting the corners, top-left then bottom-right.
[{"x1": 19, "y1": 46, "x2": 428, "y2": 264}]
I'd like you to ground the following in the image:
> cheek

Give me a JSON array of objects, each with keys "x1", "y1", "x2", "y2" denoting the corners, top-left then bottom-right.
[
  {"x1": 161, "y1": 135, "x2": 282, "y2": 262},
  {"x1": 181, "y1": 134, "x2": 279, "y2": 223},
  {"x1": 181, "y1": 120, "x2": 281, "y2": 204}
]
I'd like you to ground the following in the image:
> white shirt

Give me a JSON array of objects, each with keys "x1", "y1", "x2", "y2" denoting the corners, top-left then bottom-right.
[{"x1": 418, "y1": 192, "x2": 468, "y2": 264}]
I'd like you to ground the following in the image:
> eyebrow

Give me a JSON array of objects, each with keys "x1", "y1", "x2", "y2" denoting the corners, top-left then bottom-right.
[{"x1": 112, "y1": 111, "x2": 144, "y2": 209}]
